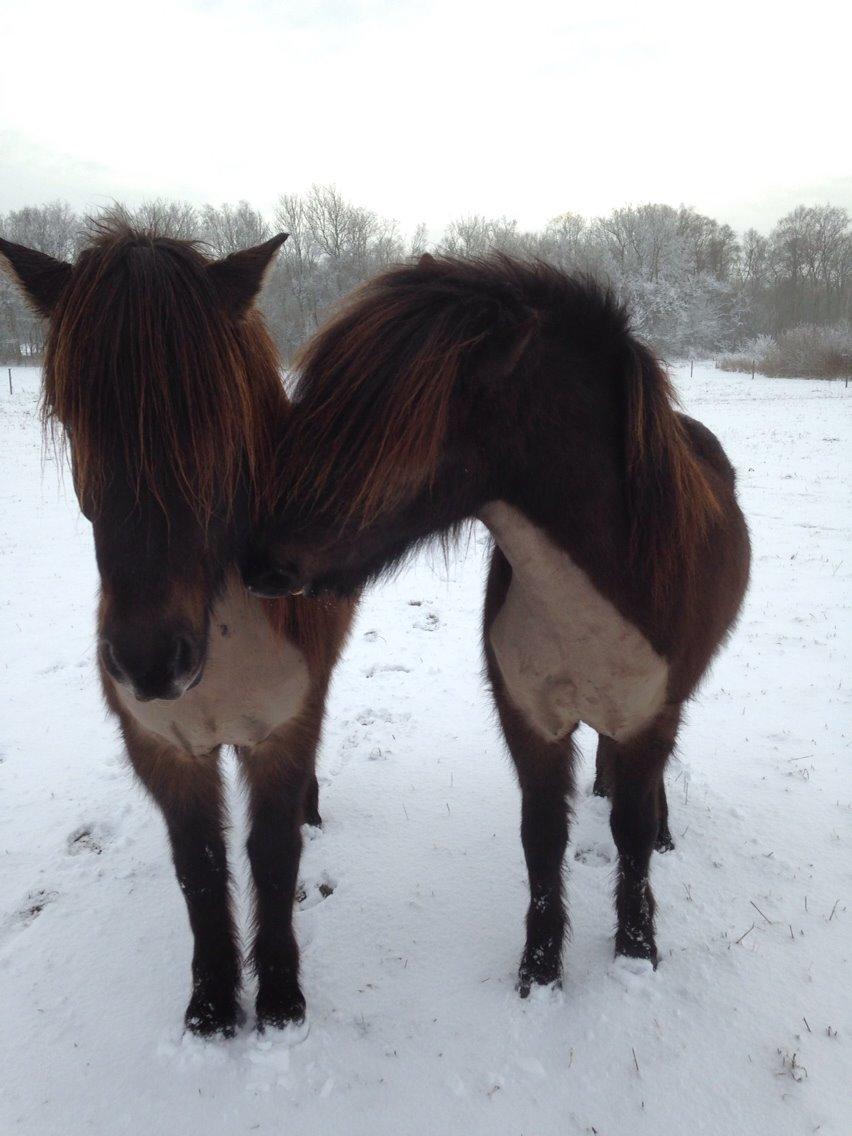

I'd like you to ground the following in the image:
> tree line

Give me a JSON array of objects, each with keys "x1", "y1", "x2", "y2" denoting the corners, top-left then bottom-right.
[{"x1": 1, "y1": 189, "x2": 849, "y2": 365}]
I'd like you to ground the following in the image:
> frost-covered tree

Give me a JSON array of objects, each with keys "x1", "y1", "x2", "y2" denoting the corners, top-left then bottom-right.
[{"x1": 1, "y1": 194, "x2": 849, "y2": 364}]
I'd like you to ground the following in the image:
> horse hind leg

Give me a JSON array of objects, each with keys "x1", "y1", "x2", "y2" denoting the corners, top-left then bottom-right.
[
  {"x1": 595, "y1": 734, "x2": 674, "y2": 852},
  {"x1": 607, "y1": 706, "x2": 681, "y2": 965},
  {"x1": 593, "y1": 735, "x2": 615, "y2": 797},
  {"x1": 655, "y1": 774, "x2": 675, "y2": 852},
  {"x1": 303, "y1": 771, "x2": 322, "y2": 828}
]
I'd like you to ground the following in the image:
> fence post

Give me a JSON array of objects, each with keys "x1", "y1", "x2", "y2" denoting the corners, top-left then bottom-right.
[
  {"x1": 7, "y1": 368, "x2": 11, "y2": 395},
  {"x1": 690, "y1": 358, "x2": 694, "y2": 378},
  {"x1": 751, "y1": 360, "x2": 755, "y2": 380}
]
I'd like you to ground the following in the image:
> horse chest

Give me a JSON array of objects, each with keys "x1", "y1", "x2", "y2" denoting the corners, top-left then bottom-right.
[
  {"x1": 481, "y1": 502, "x2": 669, "y2": 743},
  {"x1": 113, "y1": 579, "x2": 310, "y2": 755}
]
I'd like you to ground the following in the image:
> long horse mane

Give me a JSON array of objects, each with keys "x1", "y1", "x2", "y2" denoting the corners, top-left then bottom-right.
[
  {"x1": 42, "y1": 218, "x2": 285, "y2": 521},
  {"x1": 285, "y1": 253, "x2": 542, "y2": 523},
  {"x1": 287, "y1": 252, "x2": 720, "y2": 611}
]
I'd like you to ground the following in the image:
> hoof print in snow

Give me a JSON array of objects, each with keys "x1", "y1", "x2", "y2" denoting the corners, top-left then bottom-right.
[
  {"x1": 298, "y1": 874, "x2": 336, "y2": 910},
  {"x1": 610, "y1": 955, "x2": 657, "y2": 990},
  {"x1": 363, "y1": 663, "x2": 412, "y2": 678},
  {"x1": 414, "y1": 610, "x2": 440, "y2": 631},
  {"x1": 573, "y1": 843, "x2": 613, "y2": 865},
  {"x1": 15, "y1": 889, "x2": 59, "y2": 927},
  {"x1": 66, "y1": 824, "x2": 107, "y2": 855}
]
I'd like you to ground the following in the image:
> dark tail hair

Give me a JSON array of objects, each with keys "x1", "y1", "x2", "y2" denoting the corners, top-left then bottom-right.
[{"x1": 624, "y1": 340, "x2": 721, "y2": 610}]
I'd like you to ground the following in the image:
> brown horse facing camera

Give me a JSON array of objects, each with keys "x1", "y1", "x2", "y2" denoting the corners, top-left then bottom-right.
[
  {"x1": 0, "y1": 226, "x2": 355, "y2": 1036},
  {"x1": 243, "y1": 253, "x2": 751, "y2": 993}
]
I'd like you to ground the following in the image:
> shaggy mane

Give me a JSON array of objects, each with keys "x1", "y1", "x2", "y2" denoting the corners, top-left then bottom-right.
[
  {"x1": 286, "y1": 252, "x2": 721, "y2": 612},
  {"x1": 43, "y1": 218, "x2": 285, "y2": 521}
]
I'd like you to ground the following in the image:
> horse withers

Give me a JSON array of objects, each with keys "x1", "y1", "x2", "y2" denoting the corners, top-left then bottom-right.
[
  {"x1": 243, "y1": 253, "x2": 751, "y2": 993},
  {"x1": 0, "y1": 225, "x2": 355, "y2": 1035}
]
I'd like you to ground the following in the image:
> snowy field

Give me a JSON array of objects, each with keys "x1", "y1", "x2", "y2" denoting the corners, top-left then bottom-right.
[{"x1": 0, "y1": 364, "x2": 849, "y2": 1136}]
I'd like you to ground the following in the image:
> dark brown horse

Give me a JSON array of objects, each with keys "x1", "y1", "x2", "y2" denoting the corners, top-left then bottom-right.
[
  {"x1": 243, "y1": 253, "x2": 750, "y2": 993},
  {"x1": 0, "y1": 225, "x2": 355, "y2": 1035}
]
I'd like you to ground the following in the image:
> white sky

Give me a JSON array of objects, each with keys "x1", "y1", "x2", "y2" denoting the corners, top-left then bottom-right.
[{"x1": 1, "y1": 0, "x2": 849, "y2": 236}]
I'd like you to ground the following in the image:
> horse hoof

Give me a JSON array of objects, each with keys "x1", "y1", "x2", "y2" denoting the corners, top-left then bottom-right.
[
  {"x1": 184, "y1": 993, "x2": 244, "y2": 1038},
  {"x1": 256, "y1": 988, "x2": 307, "y2": 1032},
  {"x1": 655, "y1": 830, "x2": 675, "y2": 853},
  {"x1": 517, "y1": 952, "x2": 562, "y2": 999},
  {"x1": 615, "y1": 931, "x2": 659, "y2": 970}
]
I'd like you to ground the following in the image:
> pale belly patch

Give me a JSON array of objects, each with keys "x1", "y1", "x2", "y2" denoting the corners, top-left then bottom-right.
[
  {"x1": 481, "y1": 502, "x2": 669, "y2": 743},
  {"x1": 113, "y1": 575, "x2": 310, "y2": 755}
]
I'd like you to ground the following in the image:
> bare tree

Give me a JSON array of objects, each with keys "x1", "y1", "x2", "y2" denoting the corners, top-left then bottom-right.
[
  {"x1": 106, "y1": 198, "x2": 200, "y2": 240},
  {"x1": 0, "y1": 202, "x2": 84, "y2": 358},
  {"x1": 200, "y1": 201, "x2": 271, "y2": 257}
]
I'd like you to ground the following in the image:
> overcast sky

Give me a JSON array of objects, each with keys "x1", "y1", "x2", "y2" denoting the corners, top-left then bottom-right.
[{"x1": 1, "y1": 0, "x2": 849, "y2": 236}]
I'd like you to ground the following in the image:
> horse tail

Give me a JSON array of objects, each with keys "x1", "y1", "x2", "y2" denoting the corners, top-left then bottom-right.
[{"x1": 623, "y1": 339, "x2": 722, "y2": 611}]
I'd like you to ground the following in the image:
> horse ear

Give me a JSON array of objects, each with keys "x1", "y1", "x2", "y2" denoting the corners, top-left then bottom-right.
[
  {"x1": 208, "y1": 233, "x2": 288, "y2": 317},
  {"x1": 0, "y1": 238, "x2": 72, "y2": 318}
]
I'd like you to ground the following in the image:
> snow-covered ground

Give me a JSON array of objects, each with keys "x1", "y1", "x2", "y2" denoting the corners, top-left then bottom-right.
[{"x1": 1, "y1": 365, "x2": 849, "y2": 1136}]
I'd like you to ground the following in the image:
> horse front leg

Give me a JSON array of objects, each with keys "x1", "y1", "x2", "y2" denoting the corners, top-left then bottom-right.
[
  {"x1": 514, "y1": 727, "x2": 576, "y2": 996},
  {"x1": 239, "y1": 710, "x2": 322, "y2": 1031},
  {"x1": 123, "y1": 725, "x2": 241, "y2": 1036},
  {"x1": 487, "y1": 664, "x2": 576, "y2": 994},
  {"x1": 483, "y1": 548, "x2": 575, "y2": 995}
]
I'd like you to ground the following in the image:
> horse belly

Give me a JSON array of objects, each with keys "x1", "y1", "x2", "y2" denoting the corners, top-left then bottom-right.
[
  {"x1": 113, "y1": 579, "x2": 310, "y2": 755},
  {"x1": 482, "y1": 502, "x2": 669, "y2": 743}
]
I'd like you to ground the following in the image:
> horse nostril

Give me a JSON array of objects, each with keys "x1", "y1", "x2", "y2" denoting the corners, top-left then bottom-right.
[
  {"x1": 171, "y1": 635, "x2": 197, "y2": 680},
  {"x1": 100, "y1": 631, "x2": 202, "y2": 700},
  {"x1": 99, "y1": 638, "x2": 127, "y2": 684}
]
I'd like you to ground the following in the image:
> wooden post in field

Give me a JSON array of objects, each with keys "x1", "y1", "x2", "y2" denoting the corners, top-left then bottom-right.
[
  {"x1": 690, "y1": 359, "x2": 694, "y2": 378},
  {"x1": 751, "y1": 359, "x2": 756, "y2": 380},
  {"x1": 7, "y1": 368, "x2": 11, "y2": 395}
]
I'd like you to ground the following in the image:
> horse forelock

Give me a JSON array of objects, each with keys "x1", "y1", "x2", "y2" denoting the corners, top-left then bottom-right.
[{"x1": 42, "y1": 222, "x2": 284, "y2": 523}]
